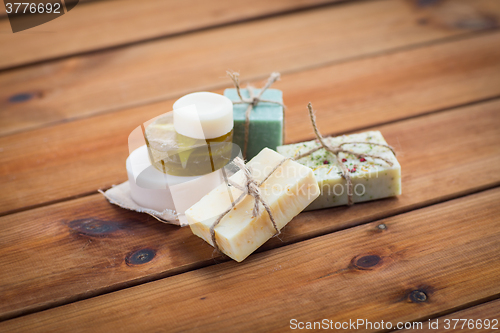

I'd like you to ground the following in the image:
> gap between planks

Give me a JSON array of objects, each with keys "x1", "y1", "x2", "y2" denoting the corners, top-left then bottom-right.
[
  {"x1": 288, "y1": 93, "x2": 500, "y2": 144},
  {"x1": 1, "y1": 187, "x2": 499, "y2": 332},
  {"x1": 0, "y1": 0, "x2": 354, "y2": 70}
]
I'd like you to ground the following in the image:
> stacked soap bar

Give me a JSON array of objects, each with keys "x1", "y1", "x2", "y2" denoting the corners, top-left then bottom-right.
[
  {"x1": 186, "y1": 148, "x2": 319, "y2": 262},
  {"x1": 277, "y1": 131, "x2": 401, "y2": 210},
  {"x1": 145, "y1": 110, "x2": 233, "y2": 177},
  {"x1": 224, "y1": 88, "x2": 283, "y2": 160},
  {"x1": 126, "y1": 145, "x2": 225, "y2": 224}
]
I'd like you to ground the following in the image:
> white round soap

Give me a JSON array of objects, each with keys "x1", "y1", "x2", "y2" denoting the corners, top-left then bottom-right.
[
  {"x1": 126, "y1": 145, "x2": 224, "y2": 216},
  {"x1": 173, "y1": 92, "x2": 233, "y2": 139}
]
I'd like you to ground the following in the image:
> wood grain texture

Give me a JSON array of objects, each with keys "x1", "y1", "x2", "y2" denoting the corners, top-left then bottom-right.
[
  {"x1": 1, "y1": 187, "x2": 499, "y2": 332},
  {"x1": 0, "y1": 0, "x2": 340, "y2": 69},
  {"x1": 401, "y1": 299, "x2": 500, "y2": 332},
  {"x1": 1, "y1": 0, "x2": 499, "y2": 136},
  {"x1": 1, "y1": 99, "x2": 499, "y2": 321},
  {"x1": 1, "y1": 31, "x2": 500, "y2": 215}
]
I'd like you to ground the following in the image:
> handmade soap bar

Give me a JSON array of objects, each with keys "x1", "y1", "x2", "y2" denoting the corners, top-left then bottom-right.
[
  {"x1": 186, "y1": 148, "x2": 320, "y2": 262},
  {"x1": 145, "y1": 110, "x2": 233, "y2": 177},
  {"x1": 277, "y1": 131, "x2": 401, "y2": 210},
  {"x1": 224, "y1": 88, "x2": 283, "y2": 160},
  {"x1": 146, "y1": 92, "x2": 234, "y2": 177},
  {"x1": 126, "y1": 145, "x2": 224, "y2": 222}
]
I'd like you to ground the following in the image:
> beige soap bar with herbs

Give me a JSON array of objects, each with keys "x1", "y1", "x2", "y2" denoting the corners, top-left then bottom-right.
[
  {"x1": 185, "y1": 148, "x2": 320, "y2": 262},
  {"x1": 277, "y1": 131, "x2": 401, "y2": 210}
]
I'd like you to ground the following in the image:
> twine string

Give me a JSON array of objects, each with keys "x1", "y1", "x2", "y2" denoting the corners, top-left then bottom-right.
[{"x1": 294, "y1": 103, "x2": 396, "y2": 206}]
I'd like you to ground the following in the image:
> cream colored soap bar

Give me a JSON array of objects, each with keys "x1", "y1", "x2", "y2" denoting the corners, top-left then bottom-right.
[
  {"x1": 277, "y1": 131, "x2": 401, "y2": 210},
  {"x1": 186, "y1": 148, "x2": 320, "y2": 262}
]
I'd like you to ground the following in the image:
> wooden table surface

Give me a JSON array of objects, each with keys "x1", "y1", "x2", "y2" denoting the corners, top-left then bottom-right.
[{"x1": 1, "y1": 0, "x2": 499, "y2": 331}]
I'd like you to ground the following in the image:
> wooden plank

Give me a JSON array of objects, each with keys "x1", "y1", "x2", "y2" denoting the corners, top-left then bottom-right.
[
  {"x1": 1, "y1": 0, "x2": 499, "y2": 136},
  {"x1": 0, "y1": 0, "x2": 340, "y2": 68},
  {"x1": 401, "y1": 299, "x2": 500, "y2": 332},
  {"x1": 0, "y1": 99, "x2": 499, "y2": 321},
  {"x1": 269, "y1": 31, "x2": 500, "y2": 143},
  {"x1": 1, "y1": 31, "x2": 500, "y2": 215},
  {"x1": 1, "y1": 187, "x2": 499, "y2": 332}
]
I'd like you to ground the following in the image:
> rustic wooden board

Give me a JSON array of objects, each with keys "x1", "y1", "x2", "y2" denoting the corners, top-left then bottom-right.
[
  {"x1": 1, "y1": 100, "x2": 499, "y2": 321},
  {"x1": 1, "y1": 187, "x2": 499, "y2": 332},
  {"x1": 1, "y1": 31, "x2": 500, "y2": 215},
  {"x1": 0, "y1": 0, "x2": 340, "y2": 69},
  {"x1": 401, "y1": 299, "x2": 500, "y2": 332},
  {"x1": 1, "y1": 0, "x2": 498, "y2": 136}
]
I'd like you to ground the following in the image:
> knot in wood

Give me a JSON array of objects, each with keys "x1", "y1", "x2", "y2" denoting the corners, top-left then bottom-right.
[
  {"x1": 126, "y1": 248, "x2": 156, "y2": 266},
  {"x1": 409, "y1": 290, "x2": 428, "y2": 303}
]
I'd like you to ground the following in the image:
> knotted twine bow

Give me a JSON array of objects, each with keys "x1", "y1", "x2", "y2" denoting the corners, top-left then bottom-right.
[
  {"x1": 294, "y1": 103, "x2": 396, "y2": 206},
  {"x1": 227, "y1": 71, "x2": 286, "y2": 160},
  {"x1": 210, "y1": 156, "x2": 290, "y2": 253}
]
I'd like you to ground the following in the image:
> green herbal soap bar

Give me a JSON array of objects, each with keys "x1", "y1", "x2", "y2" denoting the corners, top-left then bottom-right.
[
  {"x1": 277, "y1": 131, "x2": 401, "y2": 210},
  {"x1": 224, "y1": 88, "x2": 283, "y2": 160}
]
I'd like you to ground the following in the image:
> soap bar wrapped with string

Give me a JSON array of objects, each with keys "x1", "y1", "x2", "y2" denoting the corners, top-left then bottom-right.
[
  {"x1": 224, "y1": 71, "x2": 285, "y2": 161},
  {"x1": 186, "y1": 148, "x2": 320, "y2": 262},
  {"x1": 278, "y1": 103, "x2": 401, "y2": 210}
]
